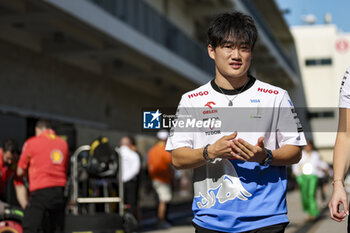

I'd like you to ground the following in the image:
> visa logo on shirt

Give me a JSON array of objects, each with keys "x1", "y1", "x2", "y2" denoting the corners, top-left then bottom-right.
[{"x1": 250, "y1": 99, "x2": 260, "y2": 103}]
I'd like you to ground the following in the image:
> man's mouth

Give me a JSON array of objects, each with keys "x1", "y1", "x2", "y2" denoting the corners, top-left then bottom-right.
[{"x1": 230, "y1": 62, "x2": 242, "y2": 69}]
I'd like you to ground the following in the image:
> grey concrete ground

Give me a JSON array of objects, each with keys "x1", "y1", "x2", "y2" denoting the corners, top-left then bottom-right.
[
  {"x1": 285, "y1": 187, "x2": 347, "y2": 233},
  {"x1": 142, "y1": 184, "x2": 348, "y2": 233}
]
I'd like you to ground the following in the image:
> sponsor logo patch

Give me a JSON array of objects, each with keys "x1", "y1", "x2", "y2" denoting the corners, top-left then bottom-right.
[
  {"x1": 257, "y1": 88, "x2": 279, "y2": 95},
  {"x1": 188, "y1": 91, "x2": 209, "y2": 99},
  {"x1": 51, "y1": 150, "x2": 63, "y2": 164}
]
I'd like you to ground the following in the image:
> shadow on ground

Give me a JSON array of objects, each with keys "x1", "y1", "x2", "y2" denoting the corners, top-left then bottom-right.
[{"x1": 293, "y1": 205, "x2": 329, "y2": 233}]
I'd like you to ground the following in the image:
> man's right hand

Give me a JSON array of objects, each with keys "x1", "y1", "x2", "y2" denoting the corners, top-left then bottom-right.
[
  {"x1": 207, "y1": 132, "x2": 248, "y2": 161},
  {"x1": 329, "y1": 182, "x2": 349, "y2": 222}
]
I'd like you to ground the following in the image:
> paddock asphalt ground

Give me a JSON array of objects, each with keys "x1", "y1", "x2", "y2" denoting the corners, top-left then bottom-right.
[{"x1": 140, "y1": 185, "x2": 347, "y2": 233}]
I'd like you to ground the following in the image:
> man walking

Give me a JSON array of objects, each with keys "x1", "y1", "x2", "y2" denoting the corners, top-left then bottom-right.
[
  {"x1": 119, "y1": 136, "x2": 141, "y2": 220},
  {"x1": 17, "y1": 119, "x2": 69, "y2": 233},
  {"x1": 329, "y1": 67, "x2": 350, "y2": 228},
  {"x1": 148, "y1": 130, "x2": 173, "y2": 229},
  {"x1": 166, "y1": 11, "x2": 306, "y2": 233}
]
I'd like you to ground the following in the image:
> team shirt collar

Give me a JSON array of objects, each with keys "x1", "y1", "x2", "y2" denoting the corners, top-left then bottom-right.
[
  {"x1": 210, "y1": 75, "x2": 256, "y2": 95},
  {"x1": 41, "y1": 129, "x2": 57, "y2": 138}
]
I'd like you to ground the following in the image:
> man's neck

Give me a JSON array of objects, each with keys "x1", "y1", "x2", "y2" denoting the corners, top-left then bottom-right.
[
  {"x1": 36, "y1": 128, "x2": 51, "y2": 136},
  {"x1": 214, "y1": 74, "x2": 249, "y2": 90},
  {"x1": 158, "y1": 141, "x2": 166, "y2": 146}
]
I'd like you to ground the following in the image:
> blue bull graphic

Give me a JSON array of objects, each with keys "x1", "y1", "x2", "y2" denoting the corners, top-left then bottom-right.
[{"x1": 194, "y1": 159, "x2": 252, "y2": 209}]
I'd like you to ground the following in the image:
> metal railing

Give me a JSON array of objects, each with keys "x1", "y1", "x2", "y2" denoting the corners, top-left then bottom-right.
[
  {"x1": 70, "y1": 145, "x2": 124, "y2": 216},
  {"x1": 88, "y1": 0, "x2": 215, "y2": 76},
  {"x1": 87, "y1": 0, "x2": 294, "y2": 78}
]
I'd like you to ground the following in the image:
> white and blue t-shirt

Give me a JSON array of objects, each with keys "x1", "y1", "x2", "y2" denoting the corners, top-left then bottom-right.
[
  {"x1": 166, "y1": 76, "x2": 306, "y2": 232},
  {"x1": 339, "y1": 67, "x2": 350, "y2": 108}
]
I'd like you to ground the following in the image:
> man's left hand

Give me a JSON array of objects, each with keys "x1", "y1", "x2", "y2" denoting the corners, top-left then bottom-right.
[{"x1": 231, "y1": 137, "x2": 267, "y2": 163}]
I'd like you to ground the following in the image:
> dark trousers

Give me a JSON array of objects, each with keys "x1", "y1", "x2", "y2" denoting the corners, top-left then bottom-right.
[
  {"x1": 23, "y1": 187, "x2": 65, "y2": 233},
  {"x1": 124, "y1": 178, "x2": 139, "y2": 217},
  {"x1": 193, "y1": 222, "x2": 288, "y2": 233}
]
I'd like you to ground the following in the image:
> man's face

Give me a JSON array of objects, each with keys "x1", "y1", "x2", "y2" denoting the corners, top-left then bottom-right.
[
  {"x1": 3, "y1": 151, "x2": 17, "y2": 167},
  {"x1": 120, "y1": 137, "x2": 131, "y2": 147},
  {"x1": 208, "y1": 38, "x2": 252, "y2": 80}
]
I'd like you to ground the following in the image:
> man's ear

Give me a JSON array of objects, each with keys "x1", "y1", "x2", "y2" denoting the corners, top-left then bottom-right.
[{"x1": 208, "y1": 44, "x2": 215, "y2": 60}]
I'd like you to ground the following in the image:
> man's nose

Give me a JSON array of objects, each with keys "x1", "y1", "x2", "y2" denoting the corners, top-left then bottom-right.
[{"x1": 230, "y1": 48, "x2": 240, "y2": 59}]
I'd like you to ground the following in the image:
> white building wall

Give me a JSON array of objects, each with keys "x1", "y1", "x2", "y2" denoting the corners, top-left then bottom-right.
[
  {"x1": 292, "y1": 25, "x2": 337, "y2": 107},
  {"x1": 333, "y1": 32, "x2": 350, "y2": 84},
  {"x1": 292, "y1": 24, "x2": 350, "y2": 161}
]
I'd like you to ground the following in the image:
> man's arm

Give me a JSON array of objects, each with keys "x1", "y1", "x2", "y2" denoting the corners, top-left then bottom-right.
[
  {"x1": 329, "y1": 108, "x2": 350, "y2": 222},
  {"x1": 172, "y1": 132, "x2": 302, "y2": 169},
  {"x1": 14, "y1": 184, "x2": 27, "y2": 209},
  {"x1": 232, "y1": 137, "x2": 302, "y2": 166},
  {"x1": 171, "y1": 132, "x2": 248, "y2": 169},
  {"x1": 16, "y1": 167, "x2": 25, "y2": 177},
  {"x1": 269, "y1": 145, "x2": 302, "y2": 166},
  {"x1": 171, "y1": 147, "x2": 208, "y2": 170},
  {"x1": 17, "y1": 141, "x2": 30, "y2": 178}
]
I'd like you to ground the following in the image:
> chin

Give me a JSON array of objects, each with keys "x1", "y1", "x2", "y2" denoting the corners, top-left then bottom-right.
[{"x1": 228, "y1": 72, "x2": 246, "y2": 79}]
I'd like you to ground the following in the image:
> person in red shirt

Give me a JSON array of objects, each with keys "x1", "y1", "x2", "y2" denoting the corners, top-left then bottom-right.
[
  {"x1": 147, "y1": 130, "x2": 174, "y2": 229},
  {"x1": 17, "y1": 119, "x2": 69, "y2": 233},
  {"x1": 0, "y1": 139, "x2": 27, "y2": 210}
]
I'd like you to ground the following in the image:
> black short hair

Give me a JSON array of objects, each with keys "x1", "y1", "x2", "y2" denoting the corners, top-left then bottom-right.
[
  {"x1": 207, "y1": 11, "x2": 258, "y2": 50},
  {"x1": 35, "y1": 119, "x2": 52, "y2": 130},
  {"x1": 2, "y1": 138, "x2": 19, "y2": 155},
  {"x1": 125, "y1": 135, "x2": 136, "y2": 146}
]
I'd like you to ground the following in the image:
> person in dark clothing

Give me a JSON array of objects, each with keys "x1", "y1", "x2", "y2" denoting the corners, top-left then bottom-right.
[
  {"x1": 119, "y1": 135, "x2": 142, "y2": 222},
  {"x1": 0, "y1": 138, "x2": 27, "y2": 210}
]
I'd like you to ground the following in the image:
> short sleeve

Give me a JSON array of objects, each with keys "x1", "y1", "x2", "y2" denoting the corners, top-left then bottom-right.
[
  {"x1": 276, "y1": 92, "x2": 307, "y2": 147},
  {"x1": 18, "y1": 142, "x2": 31, "y2": 170},
  {"x1": 13, "y1": 176, "x2": 24, "y2": 186},
  {"x1": 165, "y1": 95, "x2": 194, "y2": 151},
  {"x1": 339, "y1": 67, "x2": 350, "y2": 108}
]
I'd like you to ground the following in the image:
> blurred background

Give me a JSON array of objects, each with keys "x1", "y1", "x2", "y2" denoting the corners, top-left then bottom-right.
[{"x1": 0, "y1": 0, "x2": 349, "y2": 232}]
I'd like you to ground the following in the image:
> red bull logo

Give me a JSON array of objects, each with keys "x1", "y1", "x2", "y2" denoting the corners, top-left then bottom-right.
[{"x1": 194, "y1": 160, "x2": 252, "y2": 209}]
